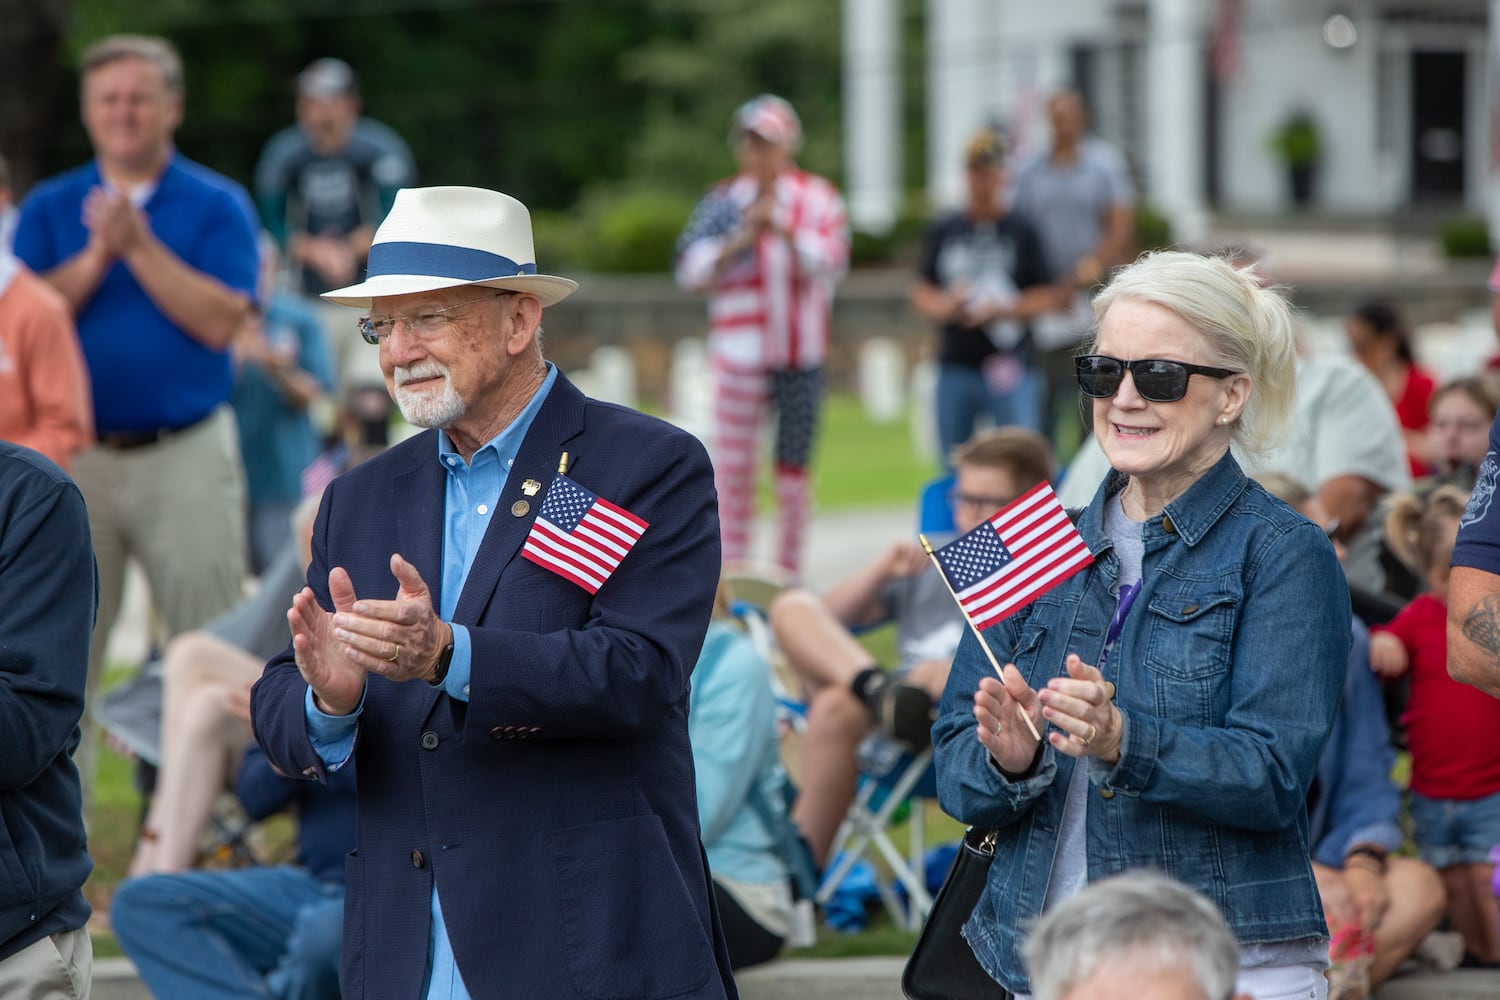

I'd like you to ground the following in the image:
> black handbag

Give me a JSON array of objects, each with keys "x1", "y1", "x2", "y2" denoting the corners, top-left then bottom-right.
[{"x1": 901, "y1": 826, "x2": 1013, "y2": 1000}]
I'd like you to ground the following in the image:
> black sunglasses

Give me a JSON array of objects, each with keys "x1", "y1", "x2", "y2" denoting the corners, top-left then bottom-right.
[{"x1": 1074, "y1": 354, "x2": 1240, "y2": 403}]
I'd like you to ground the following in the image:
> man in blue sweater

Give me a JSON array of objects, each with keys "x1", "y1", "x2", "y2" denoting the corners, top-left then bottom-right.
[
  {"x1": 111, "y1": 743, "x2": 357, "y2": 999},
  {"x1": 0, "y1": 442, "x2": 95, "y2": 995}
]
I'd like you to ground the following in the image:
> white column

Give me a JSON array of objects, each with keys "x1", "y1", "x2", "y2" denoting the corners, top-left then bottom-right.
[
  {"x1": 926, "y1": 0, "x2": 992, "y2": 210},
  {"x1": 843, "y1": 0, "x2": 902, "y2": 233},
  {"x1": 1146, "y1": 0, "x2": 1207, "y2": 244}
]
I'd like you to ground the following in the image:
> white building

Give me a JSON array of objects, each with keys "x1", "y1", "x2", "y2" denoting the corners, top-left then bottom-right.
[{"x1": 845, "y1": 0, "x2": 1496, "y2": 242}]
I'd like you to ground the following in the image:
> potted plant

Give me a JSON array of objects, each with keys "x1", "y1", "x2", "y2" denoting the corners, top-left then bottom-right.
[{"x1": 1268, "y1": 110, "x2": 1321, "y2": 207}]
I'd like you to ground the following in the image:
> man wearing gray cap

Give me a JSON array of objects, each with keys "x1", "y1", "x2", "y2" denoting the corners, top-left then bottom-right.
[{"x1": 254, "y1": 57, "x2": 416, "y2": 391}]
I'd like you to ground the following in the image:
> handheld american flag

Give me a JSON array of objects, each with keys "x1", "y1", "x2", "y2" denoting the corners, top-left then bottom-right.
[
  {"x1": 930, "y1": 482, "x2": 1093, "y2": 631},
  {"x1": 521, "y1": 474, "x2": 649, "y2": 594}
]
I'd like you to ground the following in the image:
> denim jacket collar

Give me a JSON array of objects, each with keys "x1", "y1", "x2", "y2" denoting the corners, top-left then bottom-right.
[{"x1": 1083, "y1": 448, "x2": 1247, "y2": 548}]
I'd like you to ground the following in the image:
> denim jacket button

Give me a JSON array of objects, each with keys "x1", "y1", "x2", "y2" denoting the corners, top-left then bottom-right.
[
  {"x1": 1099, "y1": 788, "x2": 1115, "y2": 799},
  {"x1": 1162, "y1": 515, "x2": 1177, "y2": 534}
]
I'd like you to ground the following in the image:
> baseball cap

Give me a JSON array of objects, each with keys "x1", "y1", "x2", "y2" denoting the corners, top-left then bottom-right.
[{"x1": 298, "y1": 58, "x2": 358, "y2": 99}]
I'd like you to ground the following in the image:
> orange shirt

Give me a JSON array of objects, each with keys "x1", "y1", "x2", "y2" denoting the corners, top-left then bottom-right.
[{"x1": 0, "y1": 264, "x2": 92, "y2": 470}]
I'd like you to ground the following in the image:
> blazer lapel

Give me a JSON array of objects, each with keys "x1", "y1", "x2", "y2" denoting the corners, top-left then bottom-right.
[
  {"x1": 450, "y1": 375, "x2": 587, "y2": 626},
  {"x1": 393, "y1": 432, "x2": 447, "y2": 612}
]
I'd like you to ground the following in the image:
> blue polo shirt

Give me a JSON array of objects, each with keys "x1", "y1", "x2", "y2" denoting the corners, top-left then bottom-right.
[{"x1": 13, "y1": 155, "x2": 260, "y2": 435}]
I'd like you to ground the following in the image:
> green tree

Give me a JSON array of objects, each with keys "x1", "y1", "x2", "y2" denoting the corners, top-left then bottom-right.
[{"x1": 621, "y1": 0, "x2": 843, "y2": 193}]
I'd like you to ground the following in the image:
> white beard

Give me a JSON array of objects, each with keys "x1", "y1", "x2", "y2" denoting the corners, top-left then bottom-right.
[{"x1": 393, "y1": 362, "x2": 466, "y2": 428}]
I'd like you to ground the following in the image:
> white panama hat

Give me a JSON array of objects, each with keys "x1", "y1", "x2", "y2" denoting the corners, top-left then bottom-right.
[{"x1": 321, "y1": 186, "x2": 579, "y2": 308}]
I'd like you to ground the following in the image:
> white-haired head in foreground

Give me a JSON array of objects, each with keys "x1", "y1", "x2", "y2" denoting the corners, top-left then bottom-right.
[{"x1": 1022, "y1": 871, "x2": 1250, "y2": 1000}]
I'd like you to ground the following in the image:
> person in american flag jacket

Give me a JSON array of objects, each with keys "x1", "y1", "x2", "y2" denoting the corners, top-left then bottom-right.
[{"x1": 674, "y1": 95, "x2": 849, "y2": 579}]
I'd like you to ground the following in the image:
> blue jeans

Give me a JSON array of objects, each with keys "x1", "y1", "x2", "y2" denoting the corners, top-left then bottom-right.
[
  {"x1": 1409, "y1": 787, "x2": 1500, "y2": 869},
  {"x1": 112, "y1": 865, "x2": 343, "y2": 1000},
  {"x1": 935, "y1": 361, "x2": 1043, "y2": 463}
]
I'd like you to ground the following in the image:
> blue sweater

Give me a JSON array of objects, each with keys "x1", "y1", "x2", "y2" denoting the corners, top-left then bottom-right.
[
  {"x1": 0, "y1": 443, "x2": 95, "y2": 959},
  {"x1": 237, "y1": 742, "x2": 356, "y2": 885}
]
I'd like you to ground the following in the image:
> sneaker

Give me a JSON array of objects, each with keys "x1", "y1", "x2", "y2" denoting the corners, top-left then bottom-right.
[
  {"x1": 876, "y1": 682, "x2": 936, "y2": 750},
  {"x1": 1415, "y1": 930, "x2": 1465, "y2": 972}
]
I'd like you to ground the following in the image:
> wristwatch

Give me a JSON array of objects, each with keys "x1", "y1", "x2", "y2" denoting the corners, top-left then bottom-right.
[{"x1": 428, "y1": 631, "x2": 455, "y2": 689}]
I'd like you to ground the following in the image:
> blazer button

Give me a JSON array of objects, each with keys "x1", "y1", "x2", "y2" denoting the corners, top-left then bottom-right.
[
  {"x1": 411, "y1": 850, "x2": 426, "y2": 869},
  {"x1": 420, "y1": 731, "x2": 439, "y2": 751},
  {"x1": 1099, "y1": 789, "x2": 1115, "y2": 800}
]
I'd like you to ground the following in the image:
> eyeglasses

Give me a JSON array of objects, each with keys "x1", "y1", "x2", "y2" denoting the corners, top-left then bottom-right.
[
  {"x1": 1074, "y1": 354, "x2": 1240, "y2": 404},
  {"x1": 947, "y1": 490, "x2": 1019, "y2": 513},
  {"x1": 357, "y1": 291, "x2": 510, "y2": 345}
]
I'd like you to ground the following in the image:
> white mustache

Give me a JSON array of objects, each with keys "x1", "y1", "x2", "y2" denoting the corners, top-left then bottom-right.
[{"x1": 395, "y1": 363, "x2": 448, "y2": 386}]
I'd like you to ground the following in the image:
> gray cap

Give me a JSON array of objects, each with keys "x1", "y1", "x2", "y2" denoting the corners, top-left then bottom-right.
[{"x1": 297, "y1": 58, "x2": 357, "y2": 99}]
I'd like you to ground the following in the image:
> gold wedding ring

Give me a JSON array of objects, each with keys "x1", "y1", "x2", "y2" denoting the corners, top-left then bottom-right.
[
  {"x1": 1080, "y1": 723, "x2": 1098, "y2": 747},
  {"x1": 387, "y1": 644, "x2": 401, "y2": 663}
]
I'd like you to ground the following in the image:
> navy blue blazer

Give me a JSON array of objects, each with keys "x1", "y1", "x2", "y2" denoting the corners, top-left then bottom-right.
[{"x1": 251, "y1": 374, "x2": 736, "y2": 999}]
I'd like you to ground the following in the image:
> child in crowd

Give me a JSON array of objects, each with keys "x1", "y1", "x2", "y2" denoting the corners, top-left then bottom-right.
[
  {"x1": 1370, "y1": 485, "x2": 1500, "y2": 968},
  {"x1": 1424, "y1": 376, "x2": 1500, "y2": 493}
]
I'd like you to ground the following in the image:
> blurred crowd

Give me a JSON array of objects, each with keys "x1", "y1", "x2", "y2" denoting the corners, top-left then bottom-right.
[{"x1": 4, "y1": 25, "x2": 1500, "y2": 1000}]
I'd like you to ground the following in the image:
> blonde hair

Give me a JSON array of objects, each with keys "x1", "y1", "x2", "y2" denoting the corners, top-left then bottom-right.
[
  {"x1": 1089, "y1": 250, "x2": 1298, "y2": 460},
  {"x1": 80, "y1": 35, "x2": 184, "y2": 96},
  {"x1": 1384, "y1": 485, "x2": 1468, "y2": 576}
]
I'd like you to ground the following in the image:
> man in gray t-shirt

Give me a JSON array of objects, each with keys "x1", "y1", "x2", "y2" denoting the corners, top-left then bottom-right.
[
  {"x1": 1011, "y1": 90, "x2": 1136, "y2": 456},
  {"x1": 768, "y1": 428, "x2": 1052, "y2": 865}
]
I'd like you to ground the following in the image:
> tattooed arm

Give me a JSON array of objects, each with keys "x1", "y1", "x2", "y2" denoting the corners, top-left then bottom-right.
[{"x1": 1448, "y1": 566, "x2": 1500, "y2": 697}]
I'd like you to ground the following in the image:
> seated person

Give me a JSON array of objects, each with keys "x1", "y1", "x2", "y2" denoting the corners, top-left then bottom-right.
[
  {"x1": 1258, "y1": 473, "x2": 1447, "y2": 989},
  {"x1": 1022, "y1": 871, "x2": 1254, "y2": 1000},
  {"x1": 112, "y1": 743, "x2": 356, "y2": 999},
  {"x1": 126, "y1": 496, "x2": 318, "y2": 877},
  {"x1": 768, "y1": 427, "x2": 1051, "y2": 864},
  {"x1": 691, "y1": 580, "x2": 796, "y2": 969},
  {"x1": 1422, "y1": 375, "x2": 1499, "y2": 494}
]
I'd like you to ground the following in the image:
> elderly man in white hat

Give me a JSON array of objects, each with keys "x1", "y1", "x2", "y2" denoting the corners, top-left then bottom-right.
[
  {"x1": 674, "y1": 94, "x2": 849, "y2": 580},
  {"x1": 252, "y1": 186, "x2": 736, "y2": 999}
]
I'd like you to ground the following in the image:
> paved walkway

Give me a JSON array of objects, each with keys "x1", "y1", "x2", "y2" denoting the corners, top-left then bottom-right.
[{"x1": 92, "y1": 954, "x2": 1500, "y2": 999}]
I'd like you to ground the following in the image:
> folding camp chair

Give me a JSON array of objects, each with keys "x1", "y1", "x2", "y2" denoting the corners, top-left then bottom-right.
[
  {"x1": 814, "y1": 740, "x2": 938, "y2": 930},
  {"x1": 807, "y1": 478, "x2": 963, "y2": 930}
]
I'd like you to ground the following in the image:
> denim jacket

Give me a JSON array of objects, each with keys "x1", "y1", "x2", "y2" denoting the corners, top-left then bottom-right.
[
  {"x1": 933, "y1": 451, "x2": 1350, "y2": 994},
  {"x1": 1308, "y1": 621, "x2": 1404, "y2": 866}
]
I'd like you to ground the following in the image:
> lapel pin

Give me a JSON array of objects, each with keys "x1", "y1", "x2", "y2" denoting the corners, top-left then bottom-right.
[
  {"x1": 521, "y1": 479, "x2": 541, "y2": 497},
  {"x1": 511, "y1": 500, "x2": 530, "y2": 517}
]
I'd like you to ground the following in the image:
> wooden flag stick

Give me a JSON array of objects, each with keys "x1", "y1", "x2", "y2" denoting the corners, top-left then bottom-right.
[{"x1": 920, "y1": 533, "x2": 1043, "y2": 742}]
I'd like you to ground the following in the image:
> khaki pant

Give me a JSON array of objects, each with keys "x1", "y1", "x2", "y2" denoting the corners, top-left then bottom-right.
[
  {"x1": 72, "y1": 406, "x2": 248, "y2": 802},
  {"x1": 0, "y1": 927, "x2": 92, "y2": 999}
]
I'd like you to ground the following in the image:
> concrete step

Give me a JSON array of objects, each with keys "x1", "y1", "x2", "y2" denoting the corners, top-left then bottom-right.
[
  {"x1": 92, "y1": 954, "x2": 1500, "y2": 999},
  {"x1": 92, "y1": 958, "x2": 149, "y2": 1000}
]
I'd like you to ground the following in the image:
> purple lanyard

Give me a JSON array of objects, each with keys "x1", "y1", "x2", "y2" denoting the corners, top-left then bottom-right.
[{"x1": 1098, "y1": 580, "x2": 1141, "y2": 671}]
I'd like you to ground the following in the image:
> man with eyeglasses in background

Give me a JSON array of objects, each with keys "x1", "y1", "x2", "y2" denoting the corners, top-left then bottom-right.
[
  {"x1": 251, "y1": 186, "x2": 735, "y2": 998},
  {"x1": 13, "y1": 33, "x2": 260, "y2": 798},
  {"x1": 767, "y1": 427, "x2": 1053, "y2": 868}
]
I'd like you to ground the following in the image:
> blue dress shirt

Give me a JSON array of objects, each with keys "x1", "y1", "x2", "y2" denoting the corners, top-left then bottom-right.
[{"x1": 304, "y1": 363, "x2": 559, "y2": 998}]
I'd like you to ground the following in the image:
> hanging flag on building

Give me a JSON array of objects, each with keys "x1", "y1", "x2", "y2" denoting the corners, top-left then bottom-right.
[
  {"x1": 521, "y1": 474, "x2": 649, "y2": 594},
  {"x1": 1211, "y1": 0, "x2": 1242, "y2": 83}
]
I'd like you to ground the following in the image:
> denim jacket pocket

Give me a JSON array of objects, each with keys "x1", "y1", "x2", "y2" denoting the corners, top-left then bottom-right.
[{"x1": 1141, "y1": 589, "x2": 1238, "y2": 682}]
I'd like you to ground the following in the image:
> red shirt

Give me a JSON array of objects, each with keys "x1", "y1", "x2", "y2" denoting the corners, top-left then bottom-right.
[
  {"x1": 1377, "y1": 593, "x2": 1500, "y2": 799},
  {"x1": 1394, "y1": 364, "x2": 1436, "y2": 478}
]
